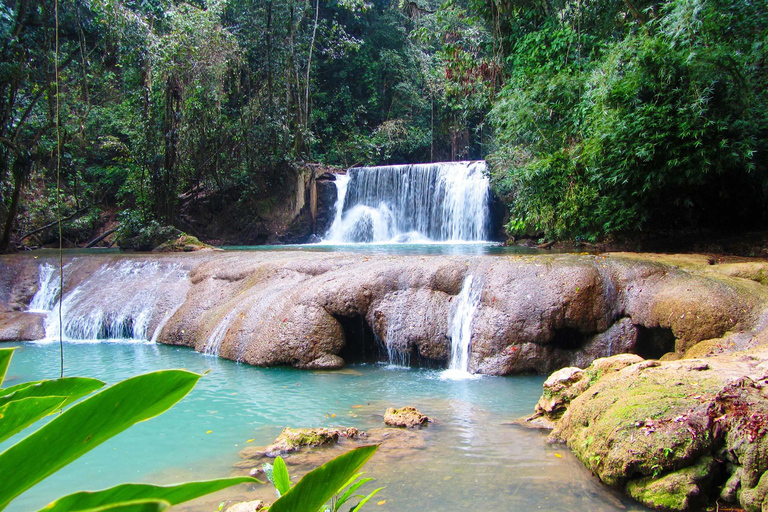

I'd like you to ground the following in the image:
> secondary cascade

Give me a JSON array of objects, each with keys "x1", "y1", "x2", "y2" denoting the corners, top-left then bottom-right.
[
  {"x1": 323, "y1": 161, "x2": 491, "y2": 243},
  {"x1": 33, "y1": 260, "x2": 188, "y2": 342},
  {"x1": 442, "y1": 274, "x2": 483, "y2": 380}
]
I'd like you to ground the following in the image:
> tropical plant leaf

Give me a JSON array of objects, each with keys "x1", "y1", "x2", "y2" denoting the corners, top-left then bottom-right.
[
  {"x1": 334, "y1": 476, "x2": 373, "y2": 511},
  {"x1": 72, "y1": 499, "x2": 171, "y2": 512},
  {"x1": 350, "y1": 487, "x2": 383, "y2": 512},
  {"x1": 268, "y1": 445, "x2": 379, "y2": 512},
  {"x1": 0, "y1": 348, "x2": 14, "y2": 387},
  {"x1": 0, "y1": 378, "x2": 104, "y2": 409},
  {"x1": 0, "y1": 396, "x2": 67, "y2": 444},
  {"x1": 38, "y1": 478, "x2": 257, "y2": 512},
  {"x1": 272, "y1": 457, "x2": 291, "y2": 497},
  {"x1": 0, "y1": 370, "x2": 201, "y2": 511}
]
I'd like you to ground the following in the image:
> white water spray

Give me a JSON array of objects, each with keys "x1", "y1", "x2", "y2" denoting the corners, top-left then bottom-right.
[{"x1": 442, "y1": 275, "x2": 482, "y2": 380}]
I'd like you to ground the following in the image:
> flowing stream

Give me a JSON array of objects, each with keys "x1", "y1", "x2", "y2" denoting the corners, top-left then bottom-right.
[{"x1": 323, "y1": 162, "x2": 491, "y2": 243}]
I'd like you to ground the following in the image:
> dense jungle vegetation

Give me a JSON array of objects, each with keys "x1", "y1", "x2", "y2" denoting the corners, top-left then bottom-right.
[{"x1": 0, "y1": 0, "x2": 766, "y2": 249}]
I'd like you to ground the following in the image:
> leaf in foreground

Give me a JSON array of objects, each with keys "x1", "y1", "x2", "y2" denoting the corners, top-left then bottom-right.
[
  {"x1": 39, "y1": 478, "x2": 257, "y2": 512},
  {"x1": 0, "y1": 396, "x2": 67, "y2": 444},
  {"x1": 0, "y1": 348, "x2": 15, "y2": 387},
  {"x1": 268, "y1": 445, "x2": 379, "y2": 512},
  {"x1": 0, "y1": 377, "x2": 104, "y2": 409},
  {"x1": 0, "y1": 370, "x2": 201, "y2": 511}
]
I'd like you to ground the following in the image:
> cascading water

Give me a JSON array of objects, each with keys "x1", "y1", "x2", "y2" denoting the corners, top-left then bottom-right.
[
  {"x1": 442, "y1": 275, "x2": 483, "y2": 380},
  {"x1": 44, "y1": 260, "x2": 188, "y2": 342},
  {"x1": 323, "y1": 161, "x2": 491, "y2": 243},
  {"x1": 202, "y1": 309, "x2": 239, "y2": 355},
  {"x1": 384, "y1": 292, "x2": 411, "y2": 368},
  {"x1": 28, "y1": 263, "x2": 61, "y2": 312}
]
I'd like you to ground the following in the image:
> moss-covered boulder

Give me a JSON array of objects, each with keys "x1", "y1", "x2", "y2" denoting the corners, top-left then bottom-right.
[
  {"x1": 384, "y1": 406, "x2": 430, "y2": 428},
  {"x1": 626, "y1": 456, "x2": 717, "y2": 511},
  {"x1": 531, "y1": 351, "x2": 768, "y2": 511},
  {"x1": 263, "y1": 427, "x2": 342, "y2": 456},
  {"x1": 153, "y1": 234, "x2": 217, "y2": 252}
]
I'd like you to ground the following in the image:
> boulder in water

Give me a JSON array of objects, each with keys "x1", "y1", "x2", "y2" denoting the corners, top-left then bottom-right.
[
  {"x1": 225, "y1": 501, "x2": 264, "y2": 512},
  {"x1": 384, "y1": 406, "x2": 430, "y2": 428}
]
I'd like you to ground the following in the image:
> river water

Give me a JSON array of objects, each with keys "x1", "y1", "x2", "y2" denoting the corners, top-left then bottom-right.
[{"x1": 2, "y1": 341, "x2": 644, "y2": 512}]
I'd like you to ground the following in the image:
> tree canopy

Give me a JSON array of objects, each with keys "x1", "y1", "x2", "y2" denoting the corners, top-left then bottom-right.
[{"x1": 0, "y1": 0, "x2": 765, "y2": 249}]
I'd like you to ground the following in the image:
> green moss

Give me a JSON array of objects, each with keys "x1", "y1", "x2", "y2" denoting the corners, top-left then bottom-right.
[
  {"x1": 626, "y1": 457, "x2": 714, "y2": 511},
  {"x1": 276, "y1": 428, "x2": 339, "y2": 449}
]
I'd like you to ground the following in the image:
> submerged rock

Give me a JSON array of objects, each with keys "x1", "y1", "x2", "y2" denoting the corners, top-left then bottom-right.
[
  {"x1": 384, "y1": 406, "x2": 430, "y2": 428},
  {"x1": 225, "y1": 501, "x2": 264, "y2": 512}
]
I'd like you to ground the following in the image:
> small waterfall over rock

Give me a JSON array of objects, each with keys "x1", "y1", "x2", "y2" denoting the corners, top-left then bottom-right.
[
  {"x1": 202, "y1": 309, "x2": 239, "y2": 355},
  {"x1": 384, "y1": 292, "x2": 411, "y2": 368},
  {"x1": 29, "y1": 263, "x2": 61, "y2": 312},
  {"x1": 44, "y1": 260, "x2": 188, "y2": 342},
  {"x1": 442, "y1": 275, "x2": 482, "y2": 380},
  {"x1": 324, "y1": 161, "x2": 491, "y2": 243}
]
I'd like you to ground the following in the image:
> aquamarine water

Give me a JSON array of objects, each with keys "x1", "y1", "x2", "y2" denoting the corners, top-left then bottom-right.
[{"x1": 2, "y1": 342, "x2": 644, "y2": 512}]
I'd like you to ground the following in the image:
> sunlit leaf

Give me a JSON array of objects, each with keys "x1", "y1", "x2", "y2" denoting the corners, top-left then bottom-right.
[
  {"x1": 0, "y1": 370, "x2": 201, "y2": 511},
  {"x1": 39, "y1": 478, "x2": 256, "y2": 512},
  {"x1": 0, "y1": 396, "x2": 67, "y2": 444},
  {"x1": 268, "y1": 445, "x2": 379, "y2": 512},
  {"x1": 0, "y1": 378, "x2": 104, "y2": 409},
  {"x1": 0, "y1": 348, "x2": 15, "y2": 387},
  {"x1": 272, "y1": 457, "x2": 291, "y2": 497}
]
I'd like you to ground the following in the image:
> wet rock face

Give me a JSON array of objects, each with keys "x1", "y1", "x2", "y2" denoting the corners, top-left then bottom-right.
[
  {"x1": 529, "y1": 352, "x2": 768, "y2": 512},
  {"x1": 1, "y1": 252, "x2": 766, "y2": 377}
]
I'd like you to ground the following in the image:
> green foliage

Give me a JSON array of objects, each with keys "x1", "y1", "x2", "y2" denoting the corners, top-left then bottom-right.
[
  {"x1": 115, "y1": 210, "x2": 181, "y2": 251},
  {"x1": 489, "y1": 0, "x2": 768, "y2": 240},
  {"x1": 0, "y1": 348, "x2": 253, "y2": 512},
  {"x1": 264, "y1": 445, "x2": 381, "y2": 512}
]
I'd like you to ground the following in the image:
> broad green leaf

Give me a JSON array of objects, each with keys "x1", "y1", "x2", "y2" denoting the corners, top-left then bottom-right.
[
  {"x1": 0, "y1": 380, "x2": 41, "y2": 396},
  {"x1": 0, "y1": 348, "x2": 14, "y2": 387},
  {"x1": 335, "y1": 476, "x2": 373, "y2": 511},
  {"x1": 272, "y1": 457, "x2": 291, "y2": 497},
  {"x1": 0, "y1": 378, "x2": 104, "y2": 409},
  {"x1": 74, "y1": 499, "x2": 171, "y2": 512},
  {"x1": 39, "y1": 478, "x2": 256, "y2": 512},
  {"x1": 0, "y1": 396, "x2": 67, "y2": 444},
  {"x1": 268, "y1": 445, "x2": 379, "y2": 512},
  {"x1": 350, "y1": 487, "x2": 383, "y2": 512},
  {"x1": 0, "y1": 370, "x2": 201, "y2": 511}
]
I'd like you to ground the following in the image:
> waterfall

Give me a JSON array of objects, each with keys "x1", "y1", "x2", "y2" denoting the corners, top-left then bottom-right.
[
  {"x1": 44, "y1": 260, "x2": 188, "y2": 342},
  {"x1": 442, "y1": 275, "x2": 482, "y2": 380},
  {"x1": 202, "y1": 309, "x2": 238, "y2": 355},
  {"x1": 383, "y1": 292, "x2": 411, "y2": 368},
  {"x1": 29, "y1": 263, "x2": 61, "y2": 312},
  {"x1": 323, "y1": 161, "x2": 490, "y2": 243}
]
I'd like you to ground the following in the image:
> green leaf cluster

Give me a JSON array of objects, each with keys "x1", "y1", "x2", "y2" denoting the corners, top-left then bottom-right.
[
  {"x1": 263, "y1": 445, "x2": 382, "y2": 512},
  {"x1": 488, "y1": 0, "x2": 768, "y2": 240},
  {"x1": 0, "y1": 347, "x2": 254, "y2": 512}
]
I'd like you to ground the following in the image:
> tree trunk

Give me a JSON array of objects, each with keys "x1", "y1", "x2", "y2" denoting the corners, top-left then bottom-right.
[{"x1": 1, "y1": 161, "x2": 23, "y2": 252}]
